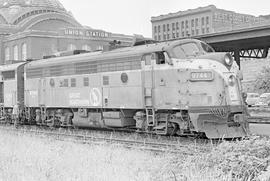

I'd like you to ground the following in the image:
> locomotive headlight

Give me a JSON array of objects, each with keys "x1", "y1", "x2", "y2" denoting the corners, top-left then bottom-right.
[
  {"x1": 224, "y1": 53, "x2": 233, "y2": 66},
  {"x1": 228, "y1": 75, "x2": 236, "y2": 86}
]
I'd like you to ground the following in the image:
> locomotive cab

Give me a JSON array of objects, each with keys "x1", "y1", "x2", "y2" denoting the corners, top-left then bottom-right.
[
  {"x1": 136, "y1": 39, "x2": 249, "y2": 138},
  {"x1": 168, "y1": 40, "x2": 248, "y2": 138}
]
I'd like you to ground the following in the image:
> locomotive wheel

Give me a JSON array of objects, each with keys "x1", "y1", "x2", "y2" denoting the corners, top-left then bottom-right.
[
  {"x1": 168, "y1": 123, "x2": 179, "y2": 136},
  {"x1": 47, "y1": 117, "x2": 60, "y2": 128},
  {"x1": 195, "y1": 132, "x2": 207, "y2": 139},
  {"x1": 47, "y1": 119, "x2": 54, "y2": 128}
]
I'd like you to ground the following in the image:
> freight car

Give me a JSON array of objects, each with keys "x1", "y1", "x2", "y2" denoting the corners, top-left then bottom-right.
[{"x1": 0, "y1": 39, "x2": 249, "y2": 138}]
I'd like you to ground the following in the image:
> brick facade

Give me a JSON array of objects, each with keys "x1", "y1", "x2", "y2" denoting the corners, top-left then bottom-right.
[
  {"x1": 151, "y1": 5, "x2": 269, "y2": 41},
  {"x1": 0, "y1": 0, "x2": 134, "y2": 64}
]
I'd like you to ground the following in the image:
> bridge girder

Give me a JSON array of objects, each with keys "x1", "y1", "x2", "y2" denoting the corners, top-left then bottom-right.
[
  {"x1": 238, "y1": 48, "x2": 269, "y2": 59},
  {"x1": 196, "y1": 25, "x2": 270, "y2": 69},
  {"x1": 213, "y1": 47, "x2": 269, "y2": 68},
  {"x1": 228, "y1": 48, "x2": 269, "y2": 59}
]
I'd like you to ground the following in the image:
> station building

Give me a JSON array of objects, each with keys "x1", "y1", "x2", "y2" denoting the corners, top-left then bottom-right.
[
  {"x1": 0, "y1": 0, "x2": 134, "y2": 64},
  {"x1": 151, "y1": 5, "x2": 269, "y2": 41}
]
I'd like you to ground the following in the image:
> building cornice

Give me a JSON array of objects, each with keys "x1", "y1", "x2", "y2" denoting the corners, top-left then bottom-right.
[
  {"x1": 2, "y1": 29, "x2": 133, "y2": 44},
  {"x1": 16, "y1": 12, "x2": 81, "y2": 31},
  {"x1": 151, "y1": 5, "x2": 216, "y2": 22}
]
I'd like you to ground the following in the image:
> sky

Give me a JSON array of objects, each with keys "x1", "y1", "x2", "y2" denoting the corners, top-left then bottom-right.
[{"x1": 60, "y1": 0, "x2": 270, "y2": 37}]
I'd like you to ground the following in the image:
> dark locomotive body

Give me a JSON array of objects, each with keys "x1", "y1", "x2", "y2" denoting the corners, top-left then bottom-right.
[{"x1": 0, "y1": 39, "x2": 249, "y2": 138}]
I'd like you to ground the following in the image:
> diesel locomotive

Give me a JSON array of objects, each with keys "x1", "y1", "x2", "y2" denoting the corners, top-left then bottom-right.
[{"x1": 0, "y1": 39, "x2": 249, "y2": 138}]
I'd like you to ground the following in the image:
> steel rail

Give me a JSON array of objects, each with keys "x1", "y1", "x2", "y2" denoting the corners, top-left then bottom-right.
[
  {"x1": 0, "y1": 124, "x2": 211, "y2": 155},
  {"x1": 248, "y1": 116, "x2": 270, "y2": 124}
]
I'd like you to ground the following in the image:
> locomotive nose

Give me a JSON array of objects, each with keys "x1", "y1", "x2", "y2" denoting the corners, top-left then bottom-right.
[{"x1": 197, "y1": 52, "x2": 234, "y2": 70}]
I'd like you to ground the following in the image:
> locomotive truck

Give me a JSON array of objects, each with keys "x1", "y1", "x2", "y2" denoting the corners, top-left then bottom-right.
[{"x1": 0, "y1": 39, "x2": 249, "y2": 138}]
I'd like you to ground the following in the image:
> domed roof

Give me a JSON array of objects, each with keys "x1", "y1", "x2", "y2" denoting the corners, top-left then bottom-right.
[
  {"x1": 0, "y1": 0, "x2": 73, "y2": 25},
  {"x1": 0, "y1": 0, "x2": 65, "y2": 10}
]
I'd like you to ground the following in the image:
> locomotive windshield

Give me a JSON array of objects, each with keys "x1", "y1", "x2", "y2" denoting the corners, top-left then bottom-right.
[
  {"x1": 201, "y1": 42, "x2": 215, "y2": 53},
  {"x1": 172, "y1": 42, "x2": 200, "y2": 58},
  {"x1": 172, "y1": 42, "x2": 215, "y2": 59}
]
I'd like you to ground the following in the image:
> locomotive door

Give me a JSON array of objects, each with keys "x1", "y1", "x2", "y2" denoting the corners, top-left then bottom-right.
[
  {"x1": 12, "y1": 91, "x2": 17, "y2": 106},
  {"x1": 142, "y1": 53, "x2": 155, "y2": 107},
  {"x1": 38, "y1": 78, "x2": 46, "y2": 106},
  {"x1": 0, "y1": 82, "x2": 3, "y2": 104}
]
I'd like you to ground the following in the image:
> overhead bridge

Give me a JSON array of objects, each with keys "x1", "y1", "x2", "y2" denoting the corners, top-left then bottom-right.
[{"x1": 194, "y1": 25, "x2": 270, "y2": 68}]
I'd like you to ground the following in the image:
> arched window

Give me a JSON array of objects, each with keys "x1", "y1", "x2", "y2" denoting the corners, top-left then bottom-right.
[
  {"x1": 13, "y1": 45, "x2": 18, "y2": 60},
  {"x1": 68, "y1": 44, "x2": 76, "y2": 51},
  {"x1": 21, "y1": 43, "x2": 27, "y2": 60},
  {"x1": 96, "y1": 45, "x2": 103, "y2": 51},
  {"x1": 5, "y1": 47, "x2": 10, "y2": 61},
  {"x1": 82, "y1": 44, "x2": 91, "y2": 51}
]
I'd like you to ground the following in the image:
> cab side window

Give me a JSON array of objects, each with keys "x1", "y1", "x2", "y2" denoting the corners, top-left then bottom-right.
[
  {"x1": 156, "y1": 52, "x2": 165, "y2": 64},
  {"x1": 142, "y1": 52, "x2": 169, "y2": 65}
]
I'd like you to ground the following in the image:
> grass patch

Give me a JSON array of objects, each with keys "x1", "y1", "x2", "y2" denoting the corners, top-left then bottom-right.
[
  {"x1": 0, "y1": 131, "x2": 269, "y2": 181},
  {"x1": 171, "y1": 136, "x2": 270, "y2": 181},
  {"x1": 0, "y1": 131, "x2": 182, "y2": 181}
]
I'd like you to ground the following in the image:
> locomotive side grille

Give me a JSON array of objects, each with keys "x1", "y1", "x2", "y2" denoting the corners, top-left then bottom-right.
[
  {"x1": 48, "y1": 65, "x2": 64, "y2": 77},
  {"x1": 26, "y1": 56, "x2": 142, "y2": 79},
  {"x1": 75, "y1": 61, "x2": 98, "y2": 74},
  {"x1": 26, "y1": 68, "x2": 43, "y2": 78}
]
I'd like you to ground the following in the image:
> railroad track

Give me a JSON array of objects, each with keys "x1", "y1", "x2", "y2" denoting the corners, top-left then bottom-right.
[
  {"x1": 0, "y1": 124, "x2": 212, "y2": 155},
  {"x1": 248, "y1": 107, "x2": 270, "y2": 124},
  {"x1": 248, "y1": 116, "x2": 270, "y2": 124}
]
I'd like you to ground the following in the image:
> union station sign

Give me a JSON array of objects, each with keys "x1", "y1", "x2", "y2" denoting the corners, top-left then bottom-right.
[{"x1": 63, "y1": 28, "x2": 112, "y2": 38}]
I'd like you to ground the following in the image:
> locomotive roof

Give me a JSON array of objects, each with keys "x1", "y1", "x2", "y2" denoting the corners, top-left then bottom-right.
[
  {"x1": 25, "y1": 38, "x2": 204, "y2": 68},
  {"x1": 0, "y1": 62, "x2": 27, "y2": 72}
]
